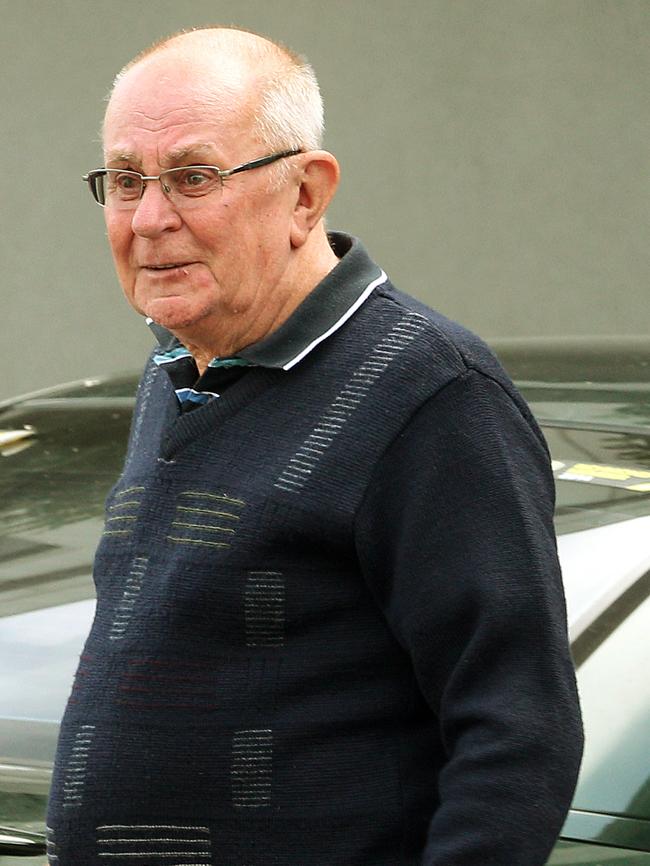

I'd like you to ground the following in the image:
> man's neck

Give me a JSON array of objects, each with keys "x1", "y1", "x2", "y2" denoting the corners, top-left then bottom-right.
[{"x1": 175, "y1": 232, "x2": 340, "y2": 375}]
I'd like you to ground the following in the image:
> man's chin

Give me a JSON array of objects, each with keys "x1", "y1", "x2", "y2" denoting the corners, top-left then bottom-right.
[{"x1": 144, "y1": 297, "x2": 206, "y2": 332}]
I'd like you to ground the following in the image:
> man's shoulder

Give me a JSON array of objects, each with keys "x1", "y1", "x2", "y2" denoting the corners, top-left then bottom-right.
[
  {"x1": 360, "y1": 280, "x2": 545, "y2": 451},
  {"x1": 367, "y1": 280, "x2": 512, "y2": 390}
]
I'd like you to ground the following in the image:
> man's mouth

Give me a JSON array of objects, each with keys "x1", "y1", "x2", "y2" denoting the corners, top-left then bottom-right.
[{"x1": 144, "y1": 262, "x2": 191, "y2": 270}]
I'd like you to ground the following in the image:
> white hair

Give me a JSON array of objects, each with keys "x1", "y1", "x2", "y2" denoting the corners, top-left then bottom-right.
[
  {"x1": 109, "y1": 27, "x2": 324, "y2": 185},
  {"x1": 254, "y1": 56, "x2": 324, "y2": 152}
]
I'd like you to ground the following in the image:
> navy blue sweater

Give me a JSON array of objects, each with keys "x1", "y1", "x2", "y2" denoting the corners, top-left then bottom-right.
[{"x1": 47, "y1": 241, "x2": 582, "y2": 865}]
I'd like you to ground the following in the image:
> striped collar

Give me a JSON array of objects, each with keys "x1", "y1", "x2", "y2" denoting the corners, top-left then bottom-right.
[{"x1": 148, "y1": 233, "x2": 387, "y2": 371}]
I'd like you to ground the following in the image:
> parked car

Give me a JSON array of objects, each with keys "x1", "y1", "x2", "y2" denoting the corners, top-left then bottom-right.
[{"x1": 1, "y1": 338, "x2": 649, "y2": 865}]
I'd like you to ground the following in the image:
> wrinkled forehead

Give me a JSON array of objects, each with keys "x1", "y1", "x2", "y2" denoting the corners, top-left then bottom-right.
[{"x1": 103, "y1": 51, "x2": 259, "y2": 151}]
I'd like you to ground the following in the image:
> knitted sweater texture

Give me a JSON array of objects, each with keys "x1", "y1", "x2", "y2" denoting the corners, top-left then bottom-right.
[{"x1": 47, "y1": 243, "x2": 583, "y2": 865}]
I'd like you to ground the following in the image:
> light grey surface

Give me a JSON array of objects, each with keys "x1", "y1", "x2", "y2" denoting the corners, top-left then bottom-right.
[{"x1": 2, "y1": 0, "x2": 648, "y2": 400}]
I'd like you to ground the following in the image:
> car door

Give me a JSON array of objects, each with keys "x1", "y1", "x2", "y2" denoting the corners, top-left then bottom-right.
[{"x1": 547, "y1": 570, "x2": 650, "y2": 864}]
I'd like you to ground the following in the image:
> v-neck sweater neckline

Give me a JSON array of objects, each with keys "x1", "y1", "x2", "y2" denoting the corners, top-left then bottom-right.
[{"x1": 159, "y1": 366, "x2": 281, "y2": 460}]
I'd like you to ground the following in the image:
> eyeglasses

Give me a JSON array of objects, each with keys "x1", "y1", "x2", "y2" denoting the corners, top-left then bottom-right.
[{"x1": 82, "y1": 148, "x2": 302, "y2": 209}]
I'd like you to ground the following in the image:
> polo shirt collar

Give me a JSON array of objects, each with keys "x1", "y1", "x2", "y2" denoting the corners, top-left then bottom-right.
[{"x1": 147, "y1": 232, "x2": 387, "y2": 370}]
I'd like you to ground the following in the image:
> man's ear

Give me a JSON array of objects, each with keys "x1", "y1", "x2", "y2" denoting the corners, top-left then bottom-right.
[{"x1": 290, "y1": 151, "x2": 340, "y2": 248}]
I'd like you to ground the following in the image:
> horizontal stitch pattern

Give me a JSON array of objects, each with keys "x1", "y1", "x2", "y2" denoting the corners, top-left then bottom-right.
[
  {"x1": 115, "y1": 486, "x2": 145, "y2": 496},
  {"x1": 279, "y1": 466, "x2": 307, "y2": 478},
  {"x1": 233, "y1": 745, "x2": 273, "y2": 752},
  {"x1": 231, "y1": 752, "x2": 273, "y2": 760},
  {"x1": 245, "y1": 591, "x2": 284, "y2": 599},
  {"x1": 245, "y1": 606, "x2": 284, "y2": 614},
  {"x1": 384, "y1": 333, "x2": 415, "y2": 342},
  {"x1": 234, "y1": 729, "x2": 272, "y2": 737},
  {"x1": 97, "y1": 836, "x2": 212, "y2": 846},
  {"x1": 171, "y1": 521, "x2": 235, "y2": 533},
  {"x1": 167, "y1": 537, "x2": 231, "y2": 548},
  {"x1": 289, "y1": 457, "x2": 316, "y2": 467},
  {"x1": 284, "y1": 464, "x2": 311, "y2": 475},
  {"x1": 63, "y1": 727, "x2": 94, "y2": 807},
  {"x1": 176, "y1": 506, "x2": 240, "y2": 519},
  {"x1": 180, "y1": 491, "x2": 244, "y2": 506},
  {"x1": 297, "y1": 445, "x2": 325, "y2": 456},
  {"x1": 98, "y1": 826, "x2": 210, "y2": 832},
  {"x1": 109, "y1": 557, "x2": 148, "y2": 641},
  {"x1": 274, "y1": 313, "x2": 426, "y2": 495},
  {"x1": 246, "y1": 574, "x2": 285, "y2": 648}
]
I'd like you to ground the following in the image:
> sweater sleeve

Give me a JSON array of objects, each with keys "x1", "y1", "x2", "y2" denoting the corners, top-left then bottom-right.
[{"x1": 354, "y1": 367, "x2": 583, "y2": 866}]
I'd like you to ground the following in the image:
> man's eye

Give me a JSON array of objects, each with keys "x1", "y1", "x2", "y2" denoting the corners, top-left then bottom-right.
[
  {"x1": 186, "y1": 170, "x2": 210, "y2": 186},
  {"x1": 109, "y1": 172, "x2": 141, "y2": 196},
  {"x1": 174, "y1": 168, "x2": 220, "y2": 195}
]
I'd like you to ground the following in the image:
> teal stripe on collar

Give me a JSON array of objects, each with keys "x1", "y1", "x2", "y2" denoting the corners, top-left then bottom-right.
[
  {"x1": 153, "y1": 347, "x2": 193, "y2": 365},
  {"x1": 207, "y1": 357, "x2": 254, "y2": 369}
]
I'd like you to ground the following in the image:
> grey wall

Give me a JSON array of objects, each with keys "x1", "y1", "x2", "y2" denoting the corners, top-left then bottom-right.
[{"x1": 2, "y1": 0, "x2": 648, "y2": 400}]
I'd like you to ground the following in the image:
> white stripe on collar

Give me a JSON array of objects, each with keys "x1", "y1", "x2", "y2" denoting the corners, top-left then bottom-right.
[{"x1": 282, "y1": 270, "x2": 387, "y2": 371}]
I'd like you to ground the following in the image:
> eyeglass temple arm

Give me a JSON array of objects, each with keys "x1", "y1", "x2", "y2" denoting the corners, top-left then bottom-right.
[{"x1": 221, "y1": 149, "x2": 302, "y2": 178}]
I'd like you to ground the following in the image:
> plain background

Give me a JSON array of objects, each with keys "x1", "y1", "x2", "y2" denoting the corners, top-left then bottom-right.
[{"x1": 2, "y1": 0, "x2": 648, "y2": 399}]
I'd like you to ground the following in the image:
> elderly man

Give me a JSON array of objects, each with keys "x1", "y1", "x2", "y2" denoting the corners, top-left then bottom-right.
[{"x1": 47, "y1": 26, "x2": 582, "y2": 866}]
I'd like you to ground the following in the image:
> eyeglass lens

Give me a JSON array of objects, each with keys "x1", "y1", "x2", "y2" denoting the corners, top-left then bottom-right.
[{"x1": 93, "y1": 167, "x2": 224, "y2": 209}]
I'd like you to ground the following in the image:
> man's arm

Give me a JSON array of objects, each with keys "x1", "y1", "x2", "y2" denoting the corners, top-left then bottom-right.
[{"x1": 355, "y1": 367, "x2": 583, "y2": 866}]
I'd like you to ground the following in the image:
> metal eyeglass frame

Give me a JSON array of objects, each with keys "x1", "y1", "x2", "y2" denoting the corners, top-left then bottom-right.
[{"x1": 82, "y1": 148, "x2": 302, "y2": 207}]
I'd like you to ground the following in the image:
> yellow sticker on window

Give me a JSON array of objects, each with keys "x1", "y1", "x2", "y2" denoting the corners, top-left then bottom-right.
[{"x1": 554, "y1": 460, "x2": 650, "y2": 492}]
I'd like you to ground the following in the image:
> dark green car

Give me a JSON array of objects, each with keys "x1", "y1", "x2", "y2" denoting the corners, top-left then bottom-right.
[{"x1": 1, "y1": 338, "x2": 649, "y2": 864}]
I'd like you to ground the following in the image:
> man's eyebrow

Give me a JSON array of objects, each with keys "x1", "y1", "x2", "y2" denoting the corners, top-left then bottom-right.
[
  {"x1": 164, "y1": 143, "x2": 219, "y2": 165},
  {"x1": 104, "y1": 150, "x2": 139, "y2": 166},
  {"x1": 103, "y1": 143, "x2": 220, "y2": 168}
]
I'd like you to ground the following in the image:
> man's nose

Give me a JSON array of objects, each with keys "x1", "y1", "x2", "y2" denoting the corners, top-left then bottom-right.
[{"x1": 130, "y1": 180, "x2": 182, "y2": 237}]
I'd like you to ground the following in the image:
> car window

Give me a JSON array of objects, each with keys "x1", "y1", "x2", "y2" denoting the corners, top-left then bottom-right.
[
  {"x1": 572, "y1": 573, "x2": 650, "y2": 819},
  {"x1": 0, "y1": 402, "x2": 130, "y2": 611},
  {"x1": 543, "y1": 424, "x2": 650, "y2": 535}
]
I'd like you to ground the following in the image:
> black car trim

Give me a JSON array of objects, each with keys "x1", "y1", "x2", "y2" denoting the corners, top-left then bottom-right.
[
  {"x1": 0, "y1": 826, "x2": 47, "y2": 856},
  {"x1": 572, "y1": 568, "x2": 650, "y2": 668}
]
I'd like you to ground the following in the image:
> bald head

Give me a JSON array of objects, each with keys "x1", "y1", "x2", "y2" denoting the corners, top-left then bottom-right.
[
  {"x1": 105, "y1": 27, "x2": 324, "y2": 155},
  {"x1": 98, "y1": 25, "x2": 340, "y2": 363}
]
